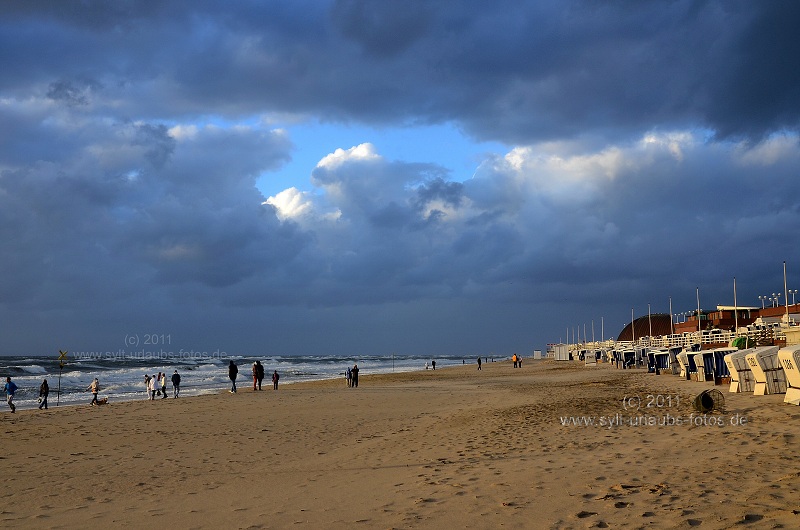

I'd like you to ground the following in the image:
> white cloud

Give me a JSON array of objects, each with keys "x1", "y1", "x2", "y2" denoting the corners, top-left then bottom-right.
[
  {"x1": 316, "y1": 143, "x2": 380, "y2": 170},
  {"x1": 265, "y1": 187, "x2": 317, "y2": 221}
]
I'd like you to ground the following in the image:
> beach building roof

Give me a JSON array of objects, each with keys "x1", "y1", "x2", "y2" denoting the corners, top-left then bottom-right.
[{"x1": 617, "y1": 314, "x2": 673, "y2": 342}]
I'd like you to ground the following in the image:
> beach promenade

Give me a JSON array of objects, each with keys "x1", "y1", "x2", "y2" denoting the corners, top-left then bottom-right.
[{"x1": 2, "y1": 360, "x2": 799, "y2": 529}]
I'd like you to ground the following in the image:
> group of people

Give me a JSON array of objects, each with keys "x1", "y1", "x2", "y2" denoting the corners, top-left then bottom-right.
[
  {"x1": 144, "y1": 371, "x2": 181, "y2": 400},
  {"x1": 345, "y1": 364, "x2": 359, "y2": 387},
  {"x1": 227, "y1": 360, "x2": 279, "y2": 393},
  {"x1": 5, "y1": 377, "x2": 52, "y2": 411},
  {"x1": 5, "y1": 360, "x2": 286, "y2": 412},
  {"x1": 5, "y1": 375, "x2": 108, "y2": 411},
  {"x1": 512, "y1": 354, "x2": 523, "y2": 368}
]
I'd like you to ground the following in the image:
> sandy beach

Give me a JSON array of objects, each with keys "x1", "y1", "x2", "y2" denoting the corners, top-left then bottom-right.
[{"x1": 2, "y1": 359, "x2": 800, "y2": 529}]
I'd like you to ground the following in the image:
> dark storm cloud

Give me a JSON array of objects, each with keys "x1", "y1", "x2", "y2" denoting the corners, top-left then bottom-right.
[
  {"x1": 3, "y1": 1, "x2": 800, "y2": 355},
  {"x1": 3, "y1": 1, "x2": 798, "y2": 140}
]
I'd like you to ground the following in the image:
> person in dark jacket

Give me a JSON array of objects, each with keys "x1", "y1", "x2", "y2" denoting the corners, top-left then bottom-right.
[
  {"x1": 39, "y1": 379, "x2": 49, "y2": 410},
  {"x1": 272, "y1": 370, "x2": 279, "y2": 390},
  {"x1": 256, "y1": 361, "x2": 265, "y2": 391},
  {"x1": 228, "y1": 361, "x2": 238, "y2": 393},
  {"x1": 171, "y1": 370, "x2": 181, "y2": 398}
]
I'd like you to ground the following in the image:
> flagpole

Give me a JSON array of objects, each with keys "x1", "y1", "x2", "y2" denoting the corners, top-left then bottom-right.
[
  {"x1": 784, "y1": 261, "x2": 789, "y2": 324},
  {"x1": 733, "y1": 277, "x2": 739, "y2": 337}
]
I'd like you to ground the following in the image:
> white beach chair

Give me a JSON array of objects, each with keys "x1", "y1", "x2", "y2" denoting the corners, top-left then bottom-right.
[
  {"x1": 778, "y1": 345, "x2": 800, "y2": 405},
  {"x1": 693, "y1": 352, "x2": 714, "y2": 382},
  {"x1": 724, "y1": 348, "x2": 756, "y2": 393},
  {"x1": 667, "y1": 346, "x2": 682, "y2": 375},
  {"x1": 677, "y1": 351, "x2": 697, "y2": 380},
  {"x1": 584, "y1": 349, "x2": 597, "y2": 366},
  {"x1": 745, "y1": 346, "x2": 785, "y2": 395}
]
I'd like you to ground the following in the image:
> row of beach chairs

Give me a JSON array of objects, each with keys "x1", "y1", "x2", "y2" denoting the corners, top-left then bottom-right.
[{"x1": 667, "y1": 344, "x2": 800, "y2": 405}]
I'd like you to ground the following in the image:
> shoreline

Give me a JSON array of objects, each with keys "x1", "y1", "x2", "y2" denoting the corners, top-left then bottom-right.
[
  {"x1": 4, "y1": 359, "x2": 798, "y2": 528},
  {"x1": 3, "y1": 358, "x2": 482, "y2": 412}
]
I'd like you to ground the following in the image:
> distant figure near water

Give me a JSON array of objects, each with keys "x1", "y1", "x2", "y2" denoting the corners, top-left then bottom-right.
[
  {"x1": 4, "y1": 376, "x2": 17, "y2": 413},
  {"x1": 272, "y1": 370, "x2": 279, "y2": 390},
  {"x1": 39, "y1": 379, "x2": 49, "y2": 410},
  {"x1": 88, "y1": 378, "x2": 100, "y2": 406},
  {"x1": 171, "y1": 370, "x2": 181, "y2": 398},
  {"x1": 256, "y1": 361, "x2": 264, "y2": 390},
  {"x1": 351, "y1": 364, "x2": 359, "y2": 388},
  {"x1": 477, "y1": 357, "x2": 482, "y2": 370},
  {"x1": 229, "y1": 361, "x2": 238, "y2": 393}
]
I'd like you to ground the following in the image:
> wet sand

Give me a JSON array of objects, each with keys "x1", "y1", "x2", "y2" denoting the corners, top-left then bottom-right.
[{"x1": 2, "y1": 359, "x2": 800, "y2": 529}]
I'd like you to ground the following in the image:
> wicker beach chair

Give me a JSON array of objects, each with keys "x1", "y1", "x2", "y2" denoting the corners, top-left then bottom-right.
[
  {"x1": 724, "y1": 348, "x2": 757, "y2": 393},
  {"x1": 745, "y1": 346, "x2": 785, "y2": 396},
  {"x1": 778, "y1": 345, "x2": 800, "y2": 405}
]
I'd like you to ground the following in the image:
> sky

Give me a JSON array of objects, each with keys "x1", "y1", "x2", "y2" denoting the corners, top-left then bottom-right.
[{"x1": 2, "y1": 1, "x2": 800, "y2": 358}]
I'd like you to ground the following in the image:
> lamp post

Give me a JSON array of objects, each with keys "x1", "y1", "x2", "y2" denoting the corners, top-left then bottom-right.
[
  {"x1": 759, "y1": 295, "x2": 767, "y2": 309},
  {"x1": 792, "y1": 289, "x2": 798, "y2": 306}
]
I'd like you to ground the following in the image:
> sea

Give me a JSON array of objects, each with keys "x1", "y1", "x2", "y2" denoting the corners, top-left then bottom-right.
[{"x1": 0, "y1": 353, "x2": 483, "y2": 410}]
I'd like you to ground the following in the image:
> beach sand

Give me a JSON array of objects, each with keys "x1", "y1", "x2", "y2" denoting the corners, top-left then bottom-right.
[{"x1": 2, "y1": 360, "x2": 800, "y2": 529}]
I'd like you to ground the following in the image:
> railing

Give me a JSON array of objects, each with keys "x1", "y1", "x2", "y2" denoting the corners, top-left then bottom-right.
[{"x1": 566, "y1": 326, "x2": 789, "y2": 354}]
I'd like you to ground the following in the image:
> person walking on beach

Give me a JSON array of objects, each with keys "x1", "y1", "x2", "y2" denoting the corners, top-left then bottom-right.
[
  {"x1": 252, "y1": 362, "x2": 259, "y2": 391},
  {"x1": 160, "y1": 372, "x2": 167, "y2": 399},
  {"x1": 272, "y1": 370, "x2": 279, "y2": 390},
  {"x1": 431, "y1": 360, "x2": 436, "y2": 370},
  {"x1": 147, "y1": 375, "x2": 156, "y2": 400},
  {"x1": 477, "y1": 357, "x2": 482, "y2": 370},
  {"x1": 144, "y1": 374, "x2": 151, "y2": 399},
  {"x1": 39, "y1": 378, "x2": 49, "y2": 410},
  {"x1": 4, "y1": 376, "x2": 17, "y2": 413},
  {"x1": 351, "y1": 364, "x2": 359, "y2": 388},
  {"x1": 256, "y1": 361, "x2": 264, "y2": 390},
  {"x1": 171, "y1": 370, "x2": 181, "y2": 398},
  {"x1": 228, "y1": 360, "x2": 238, "y2": 393},
  {"x1": 346, "y1": 367, "x2": 352, "y2": 387},
  {"x1": 512, "y1": 354, "x2": 517, "y2": 368},
  {"x1": 88, "y1": 378, "x2": 100, "y2": 406}
]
